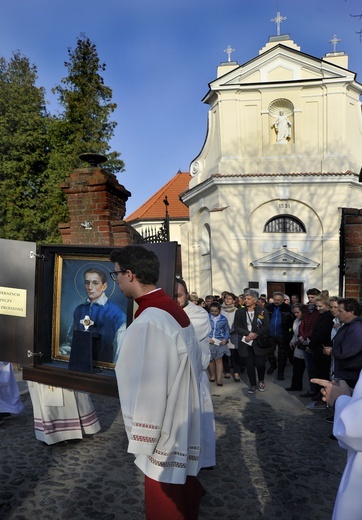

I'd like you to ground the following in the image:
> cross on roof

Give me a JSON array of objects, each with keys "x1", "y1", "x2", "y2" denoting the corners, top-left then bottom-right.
[
  {"x1": 271, "y1": 11, "x2": 286, "y2": 36},
  {"x1": 329, "y1": 34, "x2": 341, "y2": 53},
  {"x1": 224, "y1": 44, "x2": 235, "y2": 62}
]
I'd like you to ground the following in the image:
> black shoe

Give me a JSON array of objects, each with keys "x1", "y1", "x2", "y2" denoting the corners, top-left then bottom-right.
[
  {"x1": 266, "y1": 365, "x2": 277, "y2": 374},
  {"x1": 277, "y1": 373, "x2": 284, "y2": 381},
  {"x1": 285, "y1": 387, "x2": 302, "y2": 391},
  {"x1": 299, "y1": 391, "x2": 318, "y2": 398}
]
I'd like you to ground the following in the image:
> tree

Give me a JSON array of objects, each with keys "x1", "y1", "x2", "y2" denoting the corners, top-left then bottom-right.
[
  {"x1": 0, "y1": 52, "x2": 54, "y2": 242},
  {"x1": 0, "y1": 35, "x2": 124, "y2": 243},
  {"x1": 50, "y1": 34, "x2": 125, "y2": 175}
]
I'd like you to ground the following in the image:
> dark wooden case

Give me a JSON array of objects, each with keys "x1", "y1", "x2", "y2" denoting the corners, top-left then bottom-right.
[{"x1": 0, "y1": 239, "x2": 178, "y2": 397}]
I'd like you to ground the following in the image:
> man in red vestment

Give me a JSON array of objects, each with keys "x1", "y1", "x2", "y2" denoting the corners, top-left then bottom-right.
[{"x1": 110, "y1": 245, "x2": 205, "y2": 520}]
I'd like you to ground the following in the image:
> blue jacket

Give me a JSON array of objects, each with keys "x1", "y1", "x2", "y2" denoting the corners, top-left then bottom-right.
[{"x1": 208, "y1": 313, "x2": 230, "y2": 342}]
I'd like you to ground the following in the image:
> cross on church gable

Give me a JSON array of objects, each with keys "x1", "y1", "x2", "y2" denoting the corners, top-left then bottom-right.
[
  {"x1": 329, "y1": 34, "x2": 341, "y2": 53},
  {"x1": 271, "y1": 11, "x2": 287, "y2": 36},
  {"x1": 224, "y1": 45, "x2": 235, "y2": 62}
]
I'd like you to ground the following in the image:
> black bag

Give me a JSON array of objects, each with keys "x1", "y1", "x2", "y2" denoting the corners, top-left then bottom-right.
[{"x1": 257, "y1": 336, "x2": 273, "y2": 350}]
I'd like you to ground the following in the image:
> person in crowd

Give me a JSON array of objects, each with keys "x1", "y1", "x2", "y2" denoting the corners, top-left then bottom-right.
[
  {"x1": 189, "y1": 292, "x2": 199, "y2": 304},
  {"x1": 284, "y1": 295, "x2": 291, "y2": 305},
  {"x1": 0, "y1": 361, "x2": 23, "y2": 424},
  {"x1": 221, "y1": 292, "x2": 243, "y2": 381},
  {"x1": 110, "y1": 246, "x2": 204, "y2": 520},
  {"x1": 265, "y1": 291, "x2": 294, "y2": 380},
  {"x1": 322, "y1": 296, "x2": 342, "y2": 374},
  {"x1": 291, "y1": 294, "x2": 300, "y2": 305},
  {"x1": 208, "y1": 301, "x2": 230, "y2": 386},
  {"x1": 285, "y1": 303, "x2": 307, "y2": 391},
  {"x1": 175, "y1": 278, "x2": 215, "y2": 470},
  {"x1": 237, "y1": 294, "x2": 245, "y2": 308},
  {"x1": 197, "y1": 298, "x2": 206, "y2": 308},
  {"x1": 332, "y1": 298, "x2": 362, "y2": 389},
  {"x1": 305, "y1": 293, "x2": 334, "y2": 409},
  {"x1": 60, "y1": 267, "x2": 127, "y2": 364},
  {"x1": 204, "y1": 295, "x2": 214, "y2": 312},
  {"x1": 234, "y1": 290, "x2": 270, "y2": 393},
  {"x1": 311, "y1": 372, "x2": 362, "y2": 520},
  {"x1": 298, "y1": 288, "x2": 321, "y2": 398},
  {"x1": 323, "y1": 296, "x2": 342, "y2": 426}
]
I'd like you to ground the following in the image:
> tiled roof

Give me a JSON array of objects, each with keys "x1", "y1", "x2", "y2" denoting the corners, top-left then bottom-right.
[{"x1": 125, "y1": 171, "x2": 191, "y2": 222}]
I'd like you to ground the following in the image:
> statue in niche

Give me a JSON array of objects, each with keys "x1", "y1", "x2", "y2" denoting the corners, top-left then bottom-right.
[{"x1": 272, "y1": 110, "x2": 292, "y2": 143}]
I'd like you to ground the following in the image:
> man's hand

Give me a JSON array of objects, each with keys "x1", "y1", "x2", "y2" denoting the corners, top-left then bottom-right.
[{"x1": 311, "y1": 378, "x2": 352, "y2": 406}]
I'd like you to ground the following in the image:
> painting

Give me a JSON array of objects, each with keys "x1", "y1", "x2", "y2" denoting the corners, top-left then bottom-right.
[{"x1": 52, "y1": 254, "x2": 128, "y2": 370}]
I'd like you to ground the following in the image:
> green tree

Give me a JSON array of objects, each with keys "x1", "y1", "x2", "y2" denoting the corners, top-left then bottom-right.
[
  {"x1": 50, "y1": 33, "x2": 125, "y2": 175},
  {"x1": 0, "y1": 52, "x2": 53, "y2": 242}
]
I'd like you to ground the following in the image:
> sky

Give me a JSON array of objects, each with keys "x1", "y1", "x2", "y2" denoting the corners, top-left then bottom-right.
[{"x1": 1, "y1": 0, "x2": 362, "y2": 216}]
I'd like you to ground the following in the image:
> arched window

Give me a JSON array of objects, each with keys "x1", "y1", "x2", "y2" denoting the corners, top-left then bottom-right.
[{"x1": 264, "y1": 215, "x2": 306, "y2": 233}]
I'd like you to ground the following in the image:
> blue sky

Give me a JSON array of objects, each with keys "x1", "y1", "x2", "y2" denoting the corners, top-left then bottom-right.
[{"x1": 1, "y1": 0, "x2": 362, "y2": 215}]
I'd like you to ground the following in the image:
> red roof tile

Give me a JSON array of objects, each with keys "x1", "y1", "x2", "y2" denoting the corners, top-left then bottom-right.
[{"x1": 125, "y1": 171, "x2": 191, "y2": 222}]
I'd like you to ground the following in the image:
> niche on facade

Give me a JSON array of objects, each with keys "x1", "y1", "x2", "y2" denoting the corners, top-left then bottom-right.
[{"x1": 269, "y1": 98, "x2": 294, "y2": 144}]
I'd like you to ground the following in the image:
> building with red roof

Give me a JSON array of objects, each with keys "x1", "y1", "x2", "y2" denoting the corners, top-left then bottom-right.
[{"x1": 125, "y1": 170, "x2": 190, "y2": 244}]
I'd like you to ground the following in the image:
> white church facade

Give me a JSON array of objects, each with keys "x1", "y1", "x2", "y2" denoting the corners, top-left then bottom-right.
[{"x1": 180, "y1": 34, "x2": 362, "y2": 300}]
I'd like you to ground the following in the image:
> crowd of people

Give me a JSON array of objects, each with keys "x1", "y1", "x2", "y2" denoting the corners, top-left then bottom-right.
[
  {"x1": 187, "y1": 287, "x2": 362, "y2": 407},
  {"x1": 2, "y1": 261, "x2": 362, "y2": 519},
  {"x1": 185, "y1": 285, "x2": 362, "y2": 519}
]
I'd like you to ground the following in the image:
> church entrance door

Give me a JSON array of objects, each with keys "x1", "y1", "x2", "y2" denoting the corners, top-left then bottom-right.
[{"x1": 267, "y1": 282, "x2": 304, "y2": 303}]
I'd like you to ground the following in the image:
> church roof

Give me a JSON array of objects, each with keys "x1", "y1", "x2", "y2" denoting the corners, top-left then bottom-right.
[{"x1": 125, "y1": 170, "x2": 191, "y2": 222}]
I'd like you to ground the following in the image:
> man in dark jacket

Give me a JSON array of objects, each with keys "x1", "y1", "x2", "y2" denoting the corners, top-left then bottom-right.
[
  {"x1": 265, "y1": 291, "x2": 294, "y2": 380},
  {"x1": 333, "y1": 298, "x2": 362, "y2": 388}
]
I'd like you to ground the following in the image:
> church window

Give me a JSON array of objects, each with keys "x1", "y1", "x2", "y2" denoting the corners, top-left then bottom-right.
[{"x1": 264, "y1": 215, "x2": 306, "y2": 233}]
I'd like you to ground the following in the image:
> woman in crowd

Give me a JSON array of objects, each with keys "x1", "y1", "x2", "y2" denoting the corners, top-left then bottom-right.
[
  {"x1": 221, "y1": 292, "x2": 242, "y2": 382},
  {"x1": 234, "y1": 290, "x2": 270, "y2": 393},
  {"x1": 305, "y1": 294, "x2": 334, "y2": 409},
  {"x1": 286, "y1": 303, "x2": 307, "y2": 391},
  {"x1": 208, "y1": 301, "x2": 230, "y2": 386}
]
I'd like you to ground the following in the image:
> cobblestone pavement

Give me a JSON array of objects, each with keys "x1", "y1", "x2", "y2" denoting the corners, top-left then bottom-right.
[{"x1": 0, "y1": 366, "x2": 345, "y2": 520}]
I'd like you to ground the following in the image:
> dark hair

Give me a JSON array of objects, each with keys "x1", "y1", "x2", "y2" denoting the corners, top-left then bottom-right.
[
  {"x1": 307, "y1": 288, "x2": 321, "y2": 296},
  {"x1": 84, "y1": 267, "x2": 107, "y2": 284},
  {"x1": 175, "y1": 277, "x2": 189, "y2": 294},
  {"x1": 292, "y1": 303, "x2": 307, "y2": 314},
  {"x1": 209, "y1": 301, "x2": 221, "y2": 311},
  {"x1": 110, "y1": 246, "x2": 159, "y2": 285},
  {"x1": 337, "y1": 298, "x2": 361, "y2": 316}
]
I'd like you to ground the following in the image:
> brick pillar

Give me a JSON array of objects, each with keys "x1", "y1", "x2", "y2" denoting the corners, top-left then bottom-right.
[
  {"x1": 342, "y1": 208, "x2": 362, "y2": 300},
  {"x1": 59, "y1": 160, "x2": 141, "y2": 246}
]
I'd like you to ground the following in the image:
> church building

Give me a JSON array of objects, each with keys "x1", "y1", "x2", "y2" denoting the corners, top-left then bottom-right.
[{"x1": 179, "y1": 31, "x2": 362, "y2": 300}]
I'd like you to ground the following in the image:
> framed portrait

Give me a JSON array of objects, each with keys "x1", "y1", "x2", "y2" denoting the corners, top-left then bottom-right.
[
  {"x1": 52, "y1": 255, "x2": 128, "y2": 371},
  {"x1": 21, "y1": 241, "x2": 178, "y2": 397}
]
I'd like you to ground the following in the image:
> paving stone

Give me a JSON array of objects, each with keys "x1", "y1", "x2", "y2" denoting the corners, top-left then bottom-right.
[{"x1": 0, "y1": 367, "x2": 347, "y2": 519}]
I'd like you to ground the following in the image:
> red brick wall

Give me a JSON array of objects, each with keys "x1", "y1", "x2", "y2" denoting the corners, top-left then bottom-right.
[
  {"x1": 59, "y1": 165, "x2": 141, "y2": 247},
  {"x1": 342, "y1": 208, "x2": 362, "y2": 300}
]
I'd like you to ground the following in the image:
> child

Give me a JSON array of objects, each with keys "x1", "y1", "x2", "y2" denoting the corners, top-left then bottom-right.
[{"x1": 208, "y1": 301, "x2": 230, "y2": 386}]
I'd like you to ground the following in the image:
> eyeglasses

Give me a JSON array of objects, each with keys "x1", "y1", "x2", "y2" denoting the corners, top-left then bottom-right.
[{"x1": 110, "y1": 270, "x2": 127, "y2": 282}]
